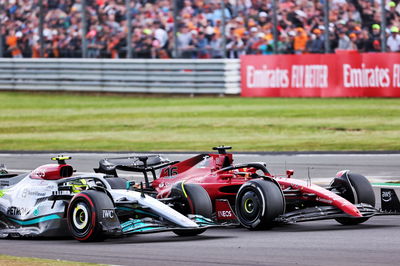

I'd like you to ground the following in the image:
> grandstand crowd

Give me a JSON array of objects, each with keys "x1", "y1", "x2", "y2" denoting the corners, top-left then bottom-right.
[{"x1": 1, "y1": 0, "x2": 400, "y2": 58}]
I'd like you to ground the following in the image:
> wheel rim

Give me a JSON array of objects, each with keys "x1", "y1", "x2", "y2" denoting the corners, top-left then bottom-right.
[
  {"x1": 240, "y1": 190, "x2": 260, "y2": 222},
  {"x1": 73, "y1": 203, "x2": 89, "y2": 230},
  {"x1": 244, "y1": 198, "x2": 255, "y2": 213}
]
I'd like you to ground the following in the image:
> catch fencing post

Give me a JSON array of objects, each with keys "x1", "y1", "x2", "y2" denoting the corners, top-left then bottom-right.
[
  {"x1": 0, "y1": 24, "x2": 3, "y2": 57},
  {"x1": 272, "y1": 0, "x2": 278, "y2": 54},
  {"x1": 381, "y1": 0, "x2": 387, "y2": 52},
  {"x1": 173, "y1": 0, "x2": 179, "y2": 58},
  {"x1": 221, "y1": 0, "x2": 226, "y2": 58},
  {"x1": 39, "y1": 0, "x2": 44, "y2": 57},
  {"x1": 81, "y1": 0, "x2": 88, "y2": 58},
  {"x1": 323, "y1": 0, "x2": 330, "y2": 53},
  {"x1": 126, "y1": 0, "x2": 132, "y2": 58}
]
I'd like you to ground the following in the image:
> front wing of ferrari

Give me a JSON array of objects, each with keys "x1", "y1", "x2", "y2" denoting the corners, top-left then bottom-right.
[{"x1": 274, "y1": 203, "x2": 377, "y2": 223}]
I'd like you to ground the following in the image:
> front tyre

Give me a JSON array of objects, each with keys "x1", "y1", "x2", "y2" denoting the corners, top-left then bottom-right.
[
  {"x1": 332, "y1": 171, "x2": 375, "y2": 225},
  {"x1": 172, "y1": 183, "x2": 212, "y2": 236},
  {"x1": 67, "y1": 190, "x2": 115, "y2": 242},
  {"x1": 235, "y1": 179, "x2": 284, "y2": 230}
]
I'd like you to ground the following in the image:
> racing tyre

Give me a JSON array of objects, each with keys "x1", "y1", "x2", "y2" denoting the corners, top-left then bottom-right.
[
  {"x1": 331, "y1": 171, "x2": 375, "y2": 225},
  {"x1": 235, "y1": 179, "x2": 284, "y2": 230},
  {"x1": 172, "y1": 183, "x2": 212, "y2": 236},
  {"x1": 67, "y1": 190, "x2": 117, "y2": 242}
]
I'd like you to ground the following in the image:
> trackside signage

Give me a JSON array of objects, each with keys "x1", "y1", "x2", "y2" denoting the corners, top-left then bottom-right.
[{"x1": 241, "y1": 53, "x2": 400, "y2": 97}]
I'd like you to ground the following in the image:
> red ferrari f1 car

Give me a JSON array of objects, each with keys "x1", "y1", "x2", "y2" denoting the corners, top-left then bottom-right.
[{"x1": 95, "y1": 146, "x2": 378, "y2": 230}]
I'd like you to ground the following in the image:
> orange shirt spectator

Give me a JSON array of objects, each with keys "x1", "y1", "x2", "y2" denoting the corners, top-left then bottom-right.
[
  {"x1": 32, "y1": 43, "x2": 40, "y2": 58},
  {"x1": 108, "y1": 37, "x2": 120, "y2": 58},
  {"x1": 293, "y1": 28, "x2": 308, "y2": 54},
  {"x1": 6, "y1": 32, "x2": 22, "y2": 58}
]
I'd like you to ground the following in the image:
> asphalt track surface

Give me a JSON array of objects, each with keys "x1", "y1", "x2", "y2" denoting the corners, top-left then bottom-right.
[{"x1": 0, "y1": 153, "x2": 400, "y2": 266}]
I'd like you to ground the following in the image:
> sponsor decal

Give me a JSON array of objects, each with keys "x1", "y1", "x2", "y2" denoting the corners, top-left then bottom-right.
[
  {"x1": 34, "y1": 170, "x2": 46, "y2": 178},
  {"x1": 217, "y1": 210, "x2": 234, "y2": 218},
  {"x1": 7, "y1": 206, "x2": 30, "y2": 216},
  {"x1": 242, "y1": 54, "x2": 400, "y2": 97},
  {"x1": 21, "y1": 189, "x2": 46, "y2": 198},
  {"x1": 33, "y1": 208, "x2": 39, "y2": 217},
  {"x1": 215, "y1": 199, "x2": 237, "y2": 221},
  {"x1": 381, "y1": 188, "x2": 400, "y2": 212},
  {"x1": 292, "y1": 65, "x2": 328, "y2": 88},
  {"x1": 46, "y1": 184, "x2": 56, "y2": 190},
  {"x1": 343, "y1": 64, "x2": 390, "y2": 88},
  {"x1": 393, "y1": 64, "x2": 400, "y2": 87},
  {"x1": 382, "y1": 190, "x2": 392, "y2": 202},
  {"x1": 247, "y1": 65, "x2": 289, "y2": 88},
  {"x1": 102, "y1": 209, "x2": 115, "y2": 219},
  {"x1": 0, "y1": 189, "x2": 6, "y2": 198}
]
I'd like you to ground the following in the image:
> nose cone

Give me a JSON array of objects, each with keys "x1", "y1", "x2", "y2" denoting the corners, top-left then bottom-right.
[{"x1": 342, "y1": 203, "x2": 363, "y2": 217}]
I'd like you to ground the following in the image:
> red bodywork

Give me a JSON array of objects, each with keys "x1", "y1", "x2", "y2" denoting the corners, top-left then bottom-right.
[
  {"x1": 152, "y1": 152, "x2": 362, "y2": 219},
  {"x1": 30, "y1": 163, "x2": 74, "y2": 180}
]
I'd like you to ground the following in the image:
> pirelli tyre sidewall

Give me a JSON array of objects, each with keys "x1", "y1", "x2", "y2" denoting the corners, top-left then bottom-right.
[
  {"x1": 67, "y1": 190, "x2": 116, "y2": 242},
  {"x1": 235, "y1": 179, "x2": 284, "y2": 230}
]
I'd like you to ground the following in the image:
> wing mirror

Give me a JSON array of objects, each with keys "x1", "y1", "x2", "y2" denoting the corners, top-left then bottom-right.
[{"x1": 286, "y1": 170, "x2": 294, "y2": 178}]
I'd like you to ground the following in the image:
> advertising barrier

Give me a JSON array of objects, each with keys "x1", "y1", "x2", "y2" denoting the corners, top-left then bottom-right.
[{"x1": 241, "y1": 52, "x2": 400, "y2": 97}]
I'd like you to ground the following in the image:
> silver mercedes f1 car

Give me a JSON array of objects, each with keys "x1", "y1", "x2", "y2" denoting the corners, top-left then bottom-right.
[{"x1": 0, "y1": 156, "x2": 214, "y2": 242}]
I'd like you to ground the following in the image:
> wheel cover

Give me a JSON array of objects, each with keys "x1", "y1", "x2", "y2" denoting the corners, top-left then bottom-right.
[
  {"x1": 240, "y1": 190, "x2": 260, "y2": 222},
  {"x1": 72, "y1": 203, "x2": 89, "y2": 230},
  {"x1": 244, "y1": 198, "x2": 255, "y2": 213}
]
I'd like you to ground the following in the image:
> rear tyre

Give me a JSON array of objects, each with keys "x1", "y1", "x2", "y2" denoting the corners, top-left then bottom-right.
[
  {"x1": 332, "y1": 171, "x2": 375, "y2": 225},
  {"x1": 67, "y1": 190, "x2": 115, "y2": 242},
  {"x1": 172, "y1": 183, "x2": 212, "y2": 236},
  {"x1": 235, "y1": 179, "x2": 284, "y2": 230}
]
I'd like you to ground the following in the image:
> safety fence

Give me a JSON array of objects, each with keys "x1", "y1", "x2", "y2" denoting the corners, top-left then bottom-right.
[{"x1": 0, "y1": 59, "x2": 241, "y2": 95}]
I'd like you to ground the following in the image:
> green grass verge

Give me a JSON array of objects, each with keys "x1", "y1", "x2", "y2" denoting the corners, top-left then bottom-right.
[
  {"x1": 1, "y1": 92, "x2": 400, "y2": 151},
  {"x1": 0, "y1": 254, "x2": 102, "y2": 265}
]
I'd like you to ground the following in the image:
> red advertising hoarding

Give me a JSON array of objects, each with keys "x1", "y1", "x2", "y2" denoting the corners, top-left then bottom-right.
[{"x1": 241, "y1": 52, "x2": 400, "y2": 97}]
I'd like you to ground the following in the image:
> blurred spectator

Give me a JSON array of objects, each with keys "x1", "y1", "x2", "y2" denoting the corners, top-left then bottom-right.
[
  {"x1": 348, "y1": 33, "x2": 358, "y2": 50},
  {"x1": 6, "y1": 29, "x2": 23, "y2": 58},
  {"x1": 1, "y1": 0, "x2": 400, "y2": 58},
  {"x1": 336, "y1": 30, "x2": 354, "y2": 50},
  {"x1": 209, "y1": 33, "x2": 224, "y2": 58},
  {"x1": 277, "y1": 34, "x2": 293, "y2": 54},
  {"x1": 386, "y1": 1, "x2": 400, "y2": 24},
  {"x1": 387, "y1": 26, "x2": 400, "y2": 52},
  {"x1": 226, "y1": 33, "x2": 245, "y2": 58},
  {"x1": 308, "y1": 29, "x2": 325, "y2": 53},
  {"x1": 177, "y1": 25, "x2": 194, "y2": 58},
  {"x1": 355, "y1": 29, "x2": 369, "y2": 52},
  {"x1": 366, "y1": 24, "x2": 382, "y2": 52},
  {"x1": 194, "y1": 31, "x2": 210, "y2": 58},
  {"x1": 293, "y1": 28, "x2": 308, "y2": 54}
]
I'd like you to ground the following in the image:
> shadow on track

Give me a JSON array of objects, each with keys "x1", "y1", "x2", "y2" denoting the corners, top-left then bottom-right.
[
  {"x1": 0, "y1": 232, "x2": 233, "y2": 245},
  {"x1": 252, "y1": 222, "x2": 400, "y2": 233},
  {"x1": 105, "y1": 234, "x2": 234, "y2": 245}
]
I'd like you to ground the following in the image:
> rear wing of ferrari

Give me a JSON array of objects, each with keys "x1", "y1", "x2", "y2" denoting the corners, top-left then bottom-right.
[{"x1": 94, "y1": 155, "x2": 178, "y2": 187}]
